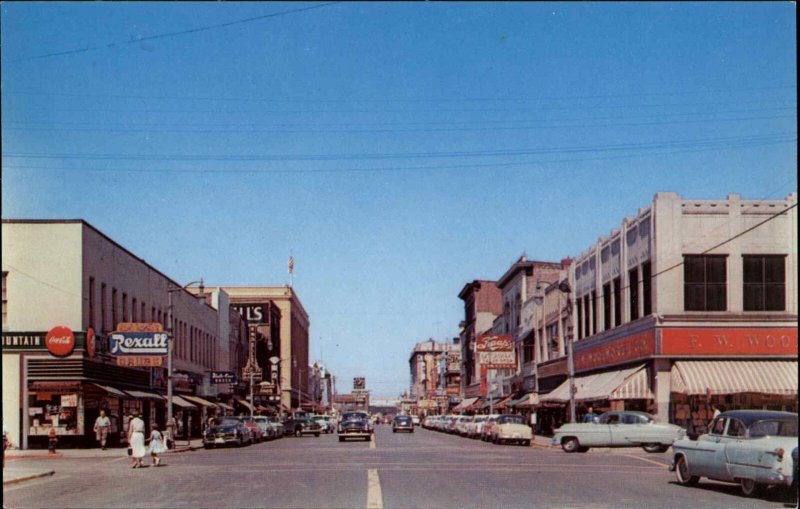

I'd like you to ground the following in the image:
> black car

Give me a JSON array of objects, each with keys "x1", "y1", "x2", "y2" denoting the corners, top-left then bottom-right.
[
  {"x1": 338, "y1": 413, "x2": 372, "y2": 442},
  {"x1": 203, "y1": 419, "x2": 252, "y2": 448},
  {"x1": 392, "y1": 415, "x2": 414, "y2": 433},
  {"x1": 283, "y1": 417, "x2": 322, "y2": 437}
]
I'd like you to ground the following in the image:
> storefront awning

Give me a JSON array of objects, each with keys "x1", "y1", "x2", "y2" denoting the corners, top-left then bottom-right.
[
  {"x1": 508, "y1": 392, "x2": 539, "y2": 408},
  {"x1": 611, "y1": 366, "x2": 654, "y2": 400},
  {"x1": 234, "y1": 397, "x2": 254, "y2": 412},
  {"x1": 216, "y1": 402, "x2": 234, "y2": 411},
  {"x1": 170, "y1": 395, "x2": 197, "y2": 409},
  {"x1": 541, "y1": 365, "x2": 647, "y2": 403},
  {"x1": 90, "y1": 383, "x2": 129, "y2": 398},
  {"x1": 181, "y1": 395, "x2": 219, "y2": 408},
  {"x1": 493, "y1": 394, "x2": 517, "y2": 410},
  {"x1": 670, "y1": 360, "x2": 798, "y2": 396},
  {"x1": 125, "y1": 390, "x2": 165, "y2": 400},
  {"x1": 452, "y1": 397, "x2": 479, "y2": 413}
]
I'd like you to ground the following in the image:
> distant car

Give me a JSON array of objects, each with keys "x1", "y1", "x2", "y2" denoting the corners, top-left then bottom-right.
[
  {"x1": 552, "y1": 411, "x2": 685, "y2": 453},
  {"x1": 238, "y1": 416, "x2": 265, "y2": 442},
  {"x1": 203, "y1": 418, "x2": 252, "y2": 448},
  {"x1": 253, "y1": 416, "x2": 278, "y2": 440},
  {"x1": 455, "y1": 416, "x2": 473, "y2": 436},
  {"x1": 393, "y1": 415, "x2": 414, "y2": 433},
  {"x1": 481, "y1": 415, "x2": 501, "y2": 441},
  {"x1": 465, "y1": 415, "x2": 487, "y2": 439},
  {"x1": 283, "y1": 417, "x2": 322, "y2": 437},
  {"x1": 338, "y1": 412, "x2": 373, "y2": 442},
  {"x1": 671, "y1": 410, "x2": 798, "y2": 497},
  {"x1": 490, "y1": 414, "x2": 532, "y2": 446},
  {"x1": 266, "y1": 416, "x2": 284, "y2": 437},
  {"x1": 411, "y1": 416, "x2": 421, "y2": 427},
  {"x1": 313, "y1": 416, "x2": 334, "y2": 434}
]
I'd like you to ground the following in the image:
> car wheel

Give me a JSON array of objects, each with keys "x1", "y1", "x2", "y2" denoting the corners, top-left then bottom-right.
[
  {"x1": 675, "y1": 455, "x2": 699, "y2": 486},
  {"x1": 204, "y1": 444, "x2": 212, "y2": 449},
  {"x1": 338, "y1": 436, "x2": 345, "y2": 442},
  {"x1": 561, "y1": 437, "x2": 581, "y2": 453},
  {"x1": 523, "y1": 440, "x2": 531, "y2": 447},
  {"x1": 643, "y1": 443, "x2": 669, "y2": 453},
  {"x1": 295, "y1": 428, "x2": 302, "y2": 438},
  {"x1": 315, "y1": 433, "x2": 320, "y2": 437},
  {"x1": 740, "y1": 478, "x2": 764, "y2": 497}
]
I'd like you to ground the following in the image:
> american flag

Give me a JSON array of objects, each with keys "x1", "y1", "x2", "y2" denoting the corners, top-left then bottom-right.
[{"x1": 288, "y1": 256, "x2": 294, "y2": 274}]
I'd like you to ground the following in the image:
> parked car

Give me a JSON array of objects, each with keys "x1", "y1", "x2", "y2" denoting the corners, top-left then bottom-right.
[
  {"x1": 480, "y1": 415, "x2": 501, "y2": 441},
  {"x1": 283, "y1": 417, "x2": 322, "y2": 437},
  {"x1": 238, "y1": 416, "x2": 265, "y2": 442},
  {"x1": 313, "y1": 415, "x2": 334, "y2": 434},
  {"x1": 203, "y1": 418, "x2": 252, "y2": 448},
  {"x1": 465, "y1": 415, "x2": 487, "y2": 439},
  {"x1": 266, "y1": 416, "x2": 284, "y2": 437},
  {"x1": 670, "y1": 410, "x2": 798, "y2": 497},
  {"x1": 490, "y1": 414, "x2": 532, "y2": 446},
  {"x1": 338, "y1": 412, "x2": 373, "y2": 442},
  {"x1": 552, "y1": 411, "x2": 685, "y2": 453},
  {"x1": 455, "y1": 416, "x2": 473, "y2": 436},
  {"x1": 392, "y1": 415, "x2": 414, "y2": 433},
  {"x1": 253, "y1": 416, "x2": 278, "y2": 440},
  {"x1": 411, "y1": 415, "x2": 421, "y2": 427}
]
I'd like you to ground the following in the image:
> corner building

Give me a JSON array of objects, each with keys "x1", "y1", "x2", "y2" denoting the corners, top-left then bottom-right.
[{"x1": 544, "y1": 193, "x2": 798, "y2": 429}]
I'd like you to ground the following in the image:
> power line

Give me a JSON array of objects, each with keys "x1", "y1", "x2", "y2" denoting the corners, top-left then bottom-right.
[
  {"x1": 3, "y1": 137, "x2": 795, "y2": 175},
  {"x1": 3, "y1": 132, "x2": 794, "y2": 162},
  {"x1": 3, "y1": 114, "x2": 795, "y2": 135},
  {"x1": 8, "y1": 2, "x2": 342, "y2": 64}
]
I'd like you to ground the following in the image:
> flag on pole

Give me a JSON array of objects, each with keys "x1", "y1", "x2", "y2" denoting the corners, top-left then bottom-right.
[{"x1": 288, "y1": 256, "x2": 294, "y2": 274}]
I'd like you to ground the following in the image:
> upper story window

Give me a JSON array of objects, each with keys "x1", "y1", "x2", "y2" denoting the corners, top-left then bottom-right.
[
  {"x1": 684, "y1": 255, "x2": 727, "y2": 311},
  {"x1": 743, "y1": 255, "x2": 786, "y2": 311},
  {"x1": 2, "y1": 271, "x2": 8, "y2": 330}
]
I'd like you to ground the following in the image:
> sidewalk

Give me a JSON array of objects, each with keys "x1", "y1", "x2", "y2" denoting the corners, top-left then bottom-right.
[{"x1": 3, "y1": 439, "x2": 204, "y2": 485}]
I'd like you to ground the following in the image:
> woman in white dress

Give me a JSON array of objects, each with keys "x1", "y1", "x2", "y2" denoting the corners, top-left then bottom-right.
[
  {"x1": 147, "y1": 427, "x2": 167, "y2": 467},
  {"x1": 127, "y1": 412, "x2": 146, "y2": 468}
]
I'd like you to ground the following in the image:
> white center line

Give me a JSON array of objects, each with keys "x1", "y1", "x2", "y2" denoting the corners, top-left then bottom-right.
[
  {"x1": 366, "y1": 468, "x2": 384, "y2": 509},
  {"x1": 369, "y1": 434, "x2": 376, "y2": 449}
]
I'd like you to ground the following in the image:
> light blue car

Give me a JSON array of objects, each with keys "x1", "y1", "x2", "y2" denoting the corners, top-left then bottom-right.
[
  {"x1": 671, "y1": 410, "x2": 797, "y2": 497},
  {"x1": 551, "y1": 411, "x2": 685, "y2": 453}
]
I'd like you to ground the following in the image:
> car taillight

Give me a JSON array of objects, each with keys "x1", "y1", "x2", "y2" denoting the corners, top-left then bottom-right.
[{"x1": 776, "y1": 448, "x2": 785, "y2": 460}]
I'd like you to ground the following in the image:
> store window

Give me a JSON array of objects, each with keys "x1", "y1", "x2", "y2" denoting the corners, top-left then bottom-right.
[
  {"x1": 613, "y1": 277, "x2": 621, "y2": 326},
  {"x1": 743, "y1": 255, "x2": 786, "y2": 311},
  {"x1": 642, "y1": 262, "x2": 652, "y2": 316},
  {"x1": 2, "y1": 271, "x2": 8, "y2": 330},
  {"x1": 28, "y1": 383, "x2": 82, "y2": 437},
  {"x1": 122, "y1": 293, "x2": 128, "y2": 322},
  {"x1": 602, "y1": 283, "x2": 611, "y2": 330},
  {"x1": 684, "y1": 255, "x2": 727, "y2": 311}
]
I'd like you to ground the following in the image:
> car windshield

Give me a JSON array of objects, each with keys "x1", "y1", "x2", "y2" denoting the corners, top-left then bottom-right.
[
  {"x1": 216, "y1": 417, "x2": 242, "y2": 426},
  {"x1": 395, "y1": 417, "x2": 411, "y2": 423},
  {"x1": 749, "y1": 418, "x2": 798, "y2": 438},
  {"x1": 498, "y1": 415, "x2": 524, "y2": 425}
]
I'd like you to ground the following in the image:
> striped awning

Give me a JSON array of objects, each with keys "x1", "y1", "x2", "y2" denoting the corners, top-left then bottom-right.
[
  {"x1": 670, "y1": 361, "x2": 798, "y2": 396},
  {"x1": 610, "y1": 367, "x2": 654, "y2": 400},
  {"x1": 181, "y1": 395, "x2": 218, "y2": 408},
  {"x1": 216, "y1": 402, "x2": 234, "y2": 411},
  {"x1": 125, "y1": 390, "x2": 165, "y2": 400},
  {"x1": 452, "y1": 397, "x2": 479, "y2": 413},
  {"x1": 234, "y1": 397, "x2": 254, "y2": 412},
  {"x1": 90, "y1": 383, "x2": 130, "y2": 398},
  {"x1": 493, "y1": 394, "x2": 517, "y2": 410},
  {"x1": 541, "y1": 365, "x2": 647, "y2": 403},
  {"x1": 508, "y1": 392, "x2": 539, "y2": 408},
  {"x1": 170, "y1": 395, "x2": 197, "y2": 409}
]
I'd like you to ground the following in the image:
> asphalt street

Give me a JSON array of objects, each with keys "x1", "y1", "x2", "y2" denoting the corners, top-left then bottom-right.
[{"x1": 3, "y1": 425, "x2": 797, "y2": 509}]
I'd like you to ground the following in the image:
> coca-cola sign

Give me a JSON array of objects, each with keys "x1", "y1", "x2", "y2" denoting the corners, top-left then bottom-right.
[{"x1": 46, "y1": 326, "x2": 76, "y2": 357}]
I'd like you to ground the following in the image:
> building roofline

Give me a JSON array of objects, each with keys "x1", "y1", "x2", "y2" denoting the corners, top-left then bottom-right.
[
  {"x1": 458, "y1": 280, "x2": 498, "y2": 300},
  {"x1": 497, "y1": 260, "x2": 563, "y2": 288}
]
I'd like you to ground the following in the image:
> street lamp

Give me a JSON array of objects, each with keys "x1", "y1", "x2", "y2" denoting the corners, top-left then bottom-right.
[
  {"x1": 167, "y1": 278, "x2": 204, "y2": 442},
  {"x1": 557, "y1": 280, "x2": 576, "y2": 423}
]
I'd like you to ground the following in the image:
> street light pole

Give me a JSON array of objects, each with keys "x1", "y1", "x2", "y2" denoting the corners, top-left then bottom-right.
[{"x1": 557, "y1": 279, "x2": 576, "y2": 424}]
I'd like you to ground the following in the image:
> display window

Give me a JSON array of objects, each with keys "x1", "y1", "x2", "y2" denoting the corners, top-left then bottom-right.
[{"x1": 28, "y1": 390, "x2": 82, "y2": 436}]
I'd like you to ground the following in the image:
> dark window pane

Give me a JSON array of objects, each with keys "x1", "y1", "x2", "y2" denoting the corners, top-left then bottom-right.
[
  {"x1": 765, "y1": 284, "x2": 785, "y2": 311},
  {"x1": 764, "y1": 256, "x2": 785, "y2": 283},
  {"x1": 613, "y1": 277, "x2": 621, "y2": 326},
  {"x1": 743, "y1": 256, "x2": 763, "y2": 283},
  {"x1": 685, "y1": 284, "x2": 705, "y2": 311},
  {"x1": 684, "y1": 257, "x2": 705, "y2": 283},
  {"x1": 629, "y1": 268, "x2": 639, "y2": 321},
  {"x1": 603, "y1": 283, "x2": 611, "y2": 329},
  {"x1": 743, "y1": 284, "x2": 764, "y2": 311},
  {"x1": 706, "y1": 256, "x2": 727, "y2": 283},
  {"x1": 706, "y1": 284, "x2": 727, "y2": 311},
  {"x1": 642, "y1": 262, "x2": 652, "y2": 316}
]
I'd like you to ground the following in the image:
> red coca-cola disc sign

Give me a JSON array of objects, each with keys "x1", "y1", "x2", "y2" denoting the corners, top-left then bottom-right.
[{"x1": 46, "y1": 326, "x2": 75, "y2": 357}]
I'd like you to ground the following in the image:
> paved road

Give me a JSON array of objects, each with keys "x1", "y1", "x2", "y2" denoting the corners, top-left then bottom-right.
[{"x1": 3, "y1": 426, "x2": 796, "y2": 508}]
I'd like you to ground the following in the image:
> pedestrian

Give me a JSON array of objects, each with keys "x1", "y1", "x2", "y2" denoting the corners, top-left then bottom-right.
[
  {"x1": 165, "y1": 415, "x2": 177, "y2": 449},
  {"x1": 583, "y1": 406, "x2": 597, "y2": 423},
  {"x1": 147, "y1": 426, "x2": 167, "y2": 467},
  {"x1": 127, "y1": 411, "x2": 146, "y2": 468},
  {"x1": 93, "y1": 409, "x2": 111, "y2": 450},
  {"x1": 48, "y1": 426, "x2": 58, "y2": 454}
]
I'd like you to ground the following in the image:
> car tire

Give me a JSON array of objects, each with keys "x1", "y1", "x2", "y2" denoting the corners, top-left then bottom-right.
[
  {"x1": 643, "y1": 443, "x2": 669, "y2": 453},
  {"x1": 523, "y1": 440, "x2": 531, "y2": 447},
  {"x1": 675, "y1": 455, "x2": 699, "y2": 486},
  {"x1": 338, "y1": 436, "x2": 345, "y2": 442},
  {"x1": 561, "y1": 437, "x2": 581, "y2": 453},
  {"x1": 315, "y1": 433, "x2": 320, "y2": 437},
  {"x1": 295, "y1": 428, "x2": 302, "y2": 438},
  {"x1": 204, "y1": 444, "x2": 213, "y2": 449},
  {"x1": 740, "y1": 478, "x2": 764, "y2": 497}
]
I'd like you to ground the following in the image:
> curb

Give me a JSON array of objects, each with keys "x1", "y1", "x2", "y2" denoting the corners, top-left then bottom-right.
[
  {"x1": 3, "y1": 470, "x2": 55, "y2": 486},
  {"x1": 5, "y1": 453, "x2": 64, "y2": 460}
]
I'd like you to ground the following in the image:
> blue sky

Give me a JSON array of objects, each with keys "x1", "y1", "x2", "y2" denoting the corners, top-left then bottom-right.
[{"x1": 2, "y1": 2, "x2": 796, "y2": 397}]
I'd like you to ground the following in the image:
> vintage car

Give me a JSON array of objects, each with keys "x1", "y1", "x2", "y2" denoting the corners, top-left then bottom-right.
[
  {"x1": 490, "y1": 414, "x2": 532, "y2": 446},
  {"x1": 552, "y1": 411, "x2": 685, "y2": 453},
  {"x1": 203, "y1": 418, "x2": 252, "y2": 448},
  {"x1": 237, "y1": 416, "x2": 266, "y2": 442},
  {"x1": 480, "y1": 415, "x2": 502, "y2": 441},
  {"x1": 670, "y1": 410, "x2": 798, "y2": 497},
  {"x1": 313, "y1": 415, "x2": 335, "y2": 434},
  {"x1": 266, "y1": 416, "x2": 285, "y2": 437},
  {"x1": 283, "y1": 417, "x2": 322, "y2": 437},
  {"x1": 253, "y1": 416, "x2": 279, "y2": 440},
  {"x1": 392, "y1": 415, "x2": 414, "y2": 433},
  {"x1": 338, "y1": 412, "x2": 373, "y2": 441}
]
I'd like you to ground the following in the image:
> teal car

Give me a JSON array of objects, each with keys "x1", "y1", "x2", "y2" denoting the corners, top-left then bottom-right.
[
  {"x1": 671, "y1": 410, "x2": 797, "y2": 497},
  {"x1": 551, "y1": 411, "x2": 685, "y2": 453}
]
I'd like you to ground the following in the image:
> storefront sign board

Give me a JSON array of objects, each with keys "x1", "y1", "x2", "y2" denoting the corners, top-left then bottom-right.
[
  {"x1": 108, "y1": 332, "x2": 169, "y2": 355},
  {"x1": 573, "y1": 330, "x2": 656, "y2": 371},
  {"x1": 116, "y1": 355, "x2": 164, "y2": 367},
  {"x1": 116, "y1": 322, "x2": 163, "y2": 332},
  {"x1": 46, "y1": 326, "x2": 75, "y2": 357},
  {"x1": 660, "y1": 328, "x2": 798, "y2": 355},
  {"x1": 211, "y1": 371, "x2": 238, "y2": 384}
]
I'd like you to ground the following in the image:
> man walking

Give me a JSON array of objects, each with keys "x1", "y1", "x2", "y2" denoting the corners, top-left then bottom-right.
[
  {"x1": 583, "y1": 406, "x2": 598, "y2": 423},
  {"x1": 93, "y1": 409, "x2": 111, "y2": 450}
]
